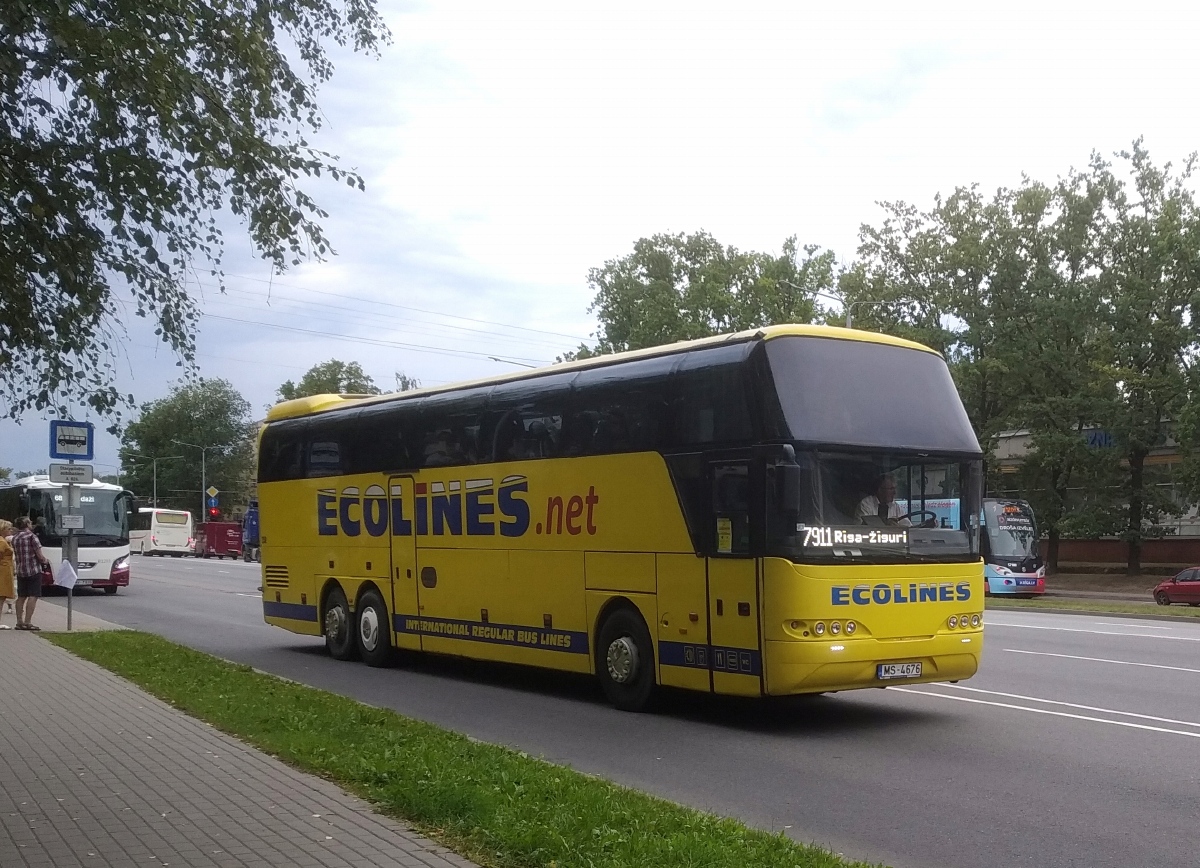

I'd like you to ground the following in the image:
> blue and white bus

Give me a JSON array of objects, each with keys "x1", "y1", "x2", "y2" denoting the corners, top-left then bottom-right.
[{"x1": 981, "y1": 499, "x2": 1044, "y2": 596}]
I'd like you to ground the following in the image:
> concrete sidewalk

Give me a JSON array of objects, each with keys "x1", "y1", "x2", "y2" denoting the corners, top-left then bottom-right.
[
  {"x1": 0, "y1": 596, "x2": 123, "y2": 632},
  {"x1": 0, "y1": 634, "x2": 480, "y2": 868}
]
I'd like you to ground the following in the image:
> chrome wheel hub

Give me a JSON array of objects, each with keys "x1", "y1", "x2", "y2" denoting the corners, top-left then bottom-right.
[
  {"x1": 325, "y1": 606, "x2": 347, "y2": 642},
  {"x1": 359, "y1": 606, "x2": 380, "y2": 652},
  {"x1": 606, "y1": 636, "x2": 639, "y2": 684}
]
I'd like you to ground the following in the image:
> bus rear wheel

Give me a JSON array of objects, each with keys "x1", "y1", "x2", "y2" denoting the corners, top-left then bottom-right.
[
  {"x1": 356, "y1": 588, "x2": 392, "y2": 668},
  {"x1": 324, "y1": 586, "x2": 358, "y2": 661},
  {"x1": 596, "y1": 606, "x2": 656, "y2": 712}
]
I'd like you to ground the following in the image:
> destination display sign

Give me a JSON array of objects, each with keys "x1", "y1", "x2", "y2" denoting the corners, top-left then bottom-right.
[{"x1": 801, "y1": 526, "x2": 908, "y2": 548}]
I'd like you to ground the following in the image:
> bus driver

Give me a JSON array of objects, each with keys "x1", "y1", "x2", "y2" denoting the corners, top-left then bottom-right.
[{"x1": 858, "y1": 475, "x2": 937, "y2": 528}]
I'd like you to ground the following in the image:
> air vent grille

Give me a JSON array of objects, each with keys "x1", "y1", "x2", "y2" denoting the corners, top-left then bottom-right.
[{"x1": 264, "y1": 565, "x2": 290, "y2": 589}]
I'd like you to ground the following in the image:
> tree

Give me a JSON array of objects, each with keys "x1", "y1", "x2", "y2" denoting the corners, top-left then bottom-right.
[
  {"x1": 848, "y1": 172, "x2": 1124, "y2": 571},
  {"x1": 572, "y1": 232, "x2": 834, "y2": 356},
  {"x1": 394, "y1": 371, "x2": 421, "y2": 392},
  {"x1": 1087, "y1": 141, "x2": 1200, "y2": 574},
  {"x1": 0, "y1": 467, "x2": 10, "y2": 482},
  {"x1": 2, "y1": 1, "x2": 389, "y2": 424},
  {"x1": 120, "y1": 379, "x2": 255, "y2": 512},
  {"x1": 277, "y1": 359, "x2": 382, "y2": 402}
]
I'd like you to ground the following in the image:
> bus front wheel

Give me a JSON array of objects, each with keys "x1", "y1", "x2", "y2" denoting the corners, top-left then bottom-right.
[
  {"x1": 596, "y1": 607, "x2": 656, "y2": 712},
  {"x1": 324, "y1": 586, "x2": 358, "y2": 661},
  {"x1": 356, "y1": 588, "x2": 392, "y2": 668}
]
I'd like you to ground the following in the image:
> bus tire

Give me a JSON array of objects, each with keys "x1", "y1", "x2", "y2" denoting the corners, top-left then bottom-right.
[
  {"x1": 356, "y1": 588, "x2": 392, "y2": 668},
  {"x1": 596, "y1": 606, "x2": 656, "y2": 712},
  {"x1": 104, "y1": 586, "x2": 118, "y2": 595},
  {"x1": 323, "y1": 585, "x2": 358, "y2": 661}
]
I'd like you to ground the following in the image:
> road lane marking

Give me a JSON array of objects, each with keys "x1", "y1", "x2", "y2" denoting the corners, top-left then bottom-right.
[
  {"x1": 234, "y1": 593, "x2": 260, "y2": 598},
  {"x1": 984, "y1": 621, "x2": 1200, "y2": 642},
  {"x1": 937, "y1": 683, "x2": 1200, "y2": 727},
  {"x1": 1005, "y1": 648, "x2": 1200, "y2": 675},
  {"x1": 1093, "y1": 622, "x2": 1172, "y2": 630},
  {"x1": 891, "y1": 688, "x2": 1200, "y2": 739}
]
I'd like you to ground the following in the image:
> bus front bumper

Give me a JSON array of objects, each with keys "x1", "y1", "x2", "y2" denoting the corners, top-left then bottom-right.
[{"x1": 764, "y1": 631, "x2": 982, "y2": 695}]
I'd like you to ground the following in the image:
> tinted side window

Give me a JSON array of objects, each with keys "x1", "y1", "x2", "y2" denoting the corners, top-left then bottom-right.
[
  {"x1": 344, "y1": 401, "x2": 424, "y2": 474},
  {"x1": 305, "y1": 414, "x2": 347, "y2": 478},
  {"x1": 419, "y1": 387, "x2": 493, "y2": 467},
  {"x1": 258, "y1": 420, "x2": 307, "y2": 482},
  {"x1": 570, "y1": 354, "x2": 675, "y2": 454},
  {"x1": 489, "y1": 373, "x2": 574, "y2": 462},
  {"x1": 673, "y1": 345, "x2": 754, "y2": 447}
]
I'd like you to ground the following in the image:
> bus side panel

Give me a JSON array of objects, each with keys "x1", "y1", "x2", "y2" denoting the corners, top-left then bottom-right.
[
  {"x1": 708, "y1": 558, "x2": 763, "y2": 697},
  {"x1": 655, "y1": 554, "x2": 710, "y2": 692},
  {"x1": 584, "y1": 551, "x2": 655, "y2": 594},
  {"x1": 509, "y1": 550, "x2": 589, "y2": 672}
]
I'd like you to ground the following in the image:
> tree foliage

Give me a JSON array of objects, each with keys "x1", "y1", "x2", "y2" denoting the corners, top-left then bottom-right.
[
  {"x1": 849, "y1": 141, "x2": 1200, "y2": 572},
  {"x1": 119, "y1": 379, "x2": 255, "y2": 512},
  {"x1": 276, "y1": 359, "x2": 381, "y2": 402},
  {"x1": 1, "y1": 0, "x2": 389, "y2": 424},
  {"x1": 571, "y1": 232, "x2": 834, "y2": 357}
]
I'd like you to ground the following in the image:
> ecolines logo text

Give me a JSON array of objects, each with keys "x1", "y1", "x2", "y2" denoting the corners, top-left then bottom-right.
[
  {"x1": 317, "y1": 477, "x2": 600, "y2": 538},
  {"x1": 831, "y1": 582, "x2": 971, "y2": 606}
]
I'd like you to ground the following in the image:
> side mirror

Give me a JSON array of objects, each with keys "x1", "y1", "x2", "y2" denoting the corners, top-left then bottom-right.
[{"x1": 18, "y1": 492, "x2": 29, "y2": 513}]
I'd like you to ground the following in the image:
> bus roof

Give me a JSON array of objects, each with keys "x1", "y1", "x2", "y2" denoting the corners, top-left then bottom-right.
[
  {"x1": 137, "y1": 507, "x2": 191, "y2": 515},
  {"x1": 265, "y1": 324, "x2": 940, "y2": 423}
]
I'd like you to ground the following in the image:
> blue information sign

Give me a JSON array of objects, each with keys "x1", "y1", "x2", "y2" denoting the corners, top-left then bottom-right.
[
  {"x1": 49, "y1": 420, "x2": 95, "y2": 461},
  {"x1": 207, "y1": 497, "x2": 219, "y2": 508}
]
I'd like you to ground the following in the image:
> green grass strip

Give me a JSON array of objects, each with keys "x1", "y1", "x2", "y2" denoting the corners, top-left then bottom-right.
[
  {"x1": 47, "y1": 631, "x2": 880, "y2": 868},
  {"x1": 987, "y1": 597, "x2": 1200, "y2": 618}
]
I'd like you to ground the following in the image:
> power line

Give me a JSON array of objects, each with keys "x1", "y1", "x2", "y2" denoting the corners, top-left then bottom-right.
[
  {"x1": 221, "y1": 271, "x2": 592, "y2": 342},
  {"x1": 199, "y1": 282, "x2": 574, "y2": 352},
  {"x1": 200, "y1": 313, "x2": 553, "y2": 365}
]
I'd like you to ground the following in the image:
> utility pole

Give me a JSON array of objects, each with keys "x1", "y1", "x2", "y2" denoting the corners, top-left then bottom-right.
[{"x1": 171, "y1": 440, "x2": 222, "y2": 519}]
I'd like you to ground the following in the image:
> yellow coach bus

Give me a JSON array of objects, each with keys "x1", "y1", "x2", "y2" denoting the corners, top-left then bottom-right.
[{"x1": 258, "y1": 325, "x2": 984, "y2": 710}]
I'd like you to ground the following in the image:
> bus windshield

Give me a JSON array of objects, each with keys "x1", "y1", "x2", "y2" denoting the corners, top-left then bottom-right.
[
  {"x1": 29, "y1": 488, "x2": 131, "y2": 547},
  {"x1": 982, "y1": 500, "x2": 1038, "y2": 560},
  {"x1": 770, "y1": 450, "x2": 981, "y2": 564}
]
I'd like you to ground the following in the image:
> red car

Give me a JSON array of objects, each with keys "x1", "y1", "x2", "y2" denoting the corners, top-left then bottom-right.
[{"x1": 1153, "y1": 568, "x2": 1200, "y2": 606}]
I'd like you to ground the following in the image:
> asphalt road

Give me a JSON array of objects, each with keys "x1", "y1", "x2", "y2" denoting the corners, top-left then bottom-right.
[{"x1": 46, "y1": 556, "x2": 1200, "y2": 868}]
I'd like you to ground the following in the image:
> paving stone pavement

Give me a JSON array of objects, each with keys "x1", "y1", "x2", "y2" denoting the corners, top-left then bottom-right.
[{"x1": 0, "y1": 634, "x2": 481, "y2": 868}]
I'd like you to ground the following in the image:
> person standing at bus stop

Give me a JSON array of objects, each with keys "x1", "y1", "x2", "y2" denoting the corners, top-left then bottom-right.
[
  {"x1": 0, "y1": 520, "x2": 14, "y2": 629},
  {"x1": 11, "y1": 517, "x2": 49, "y2": 631}
]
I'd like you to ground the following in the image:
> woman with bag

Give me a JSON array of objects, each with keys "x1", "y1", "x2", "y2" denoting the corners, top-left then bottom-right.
[{"x1": 0, "y1": 520, "x2": 15, "y2": 629}]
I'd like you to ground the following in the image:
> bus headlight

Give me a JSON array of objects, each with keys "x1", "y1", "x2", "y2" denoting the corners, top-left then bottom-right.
[
  {"x1": 814, "y1": 622, "x2": 826, "y2": 636},
  {"x1": 844, "y1": 621, "x2": 857, "y2": 635},
  {"x1": 830, "y1": 621, "x2": 841, "y2": 635},
  {"x1": 970, "y1": 614, "x2": 981, "y2": 628},
  {"x1": 948, "y1": 616, "x2": 958, "y2": 629}
]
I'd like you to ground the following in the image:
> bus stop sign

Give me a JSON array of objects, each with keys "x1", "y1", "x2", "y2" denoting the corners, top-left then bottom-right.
[{"x1": 49, "y1": 420, "x2": 94, "y2": 461}]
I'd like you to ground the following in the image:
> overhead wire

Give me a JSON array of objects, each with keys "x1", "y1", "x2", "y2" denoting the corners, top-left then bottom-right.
[
  {"x1": 200, "y1": 313, "x2": 554, "y2": 365},
  {"x1": 200, "y1": 281, "x2": 575, "y2": 353},
  {"x1": 221, "y1": 270, "x2": 593, "y2": 342}
]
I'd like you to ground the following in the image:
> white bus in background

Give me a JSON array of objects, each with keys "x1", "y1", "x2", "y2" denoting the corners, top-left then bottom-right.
[
  {"x1": 130, "y1": 507, "x2": 194, "y2": 556},
  {"x1": 0, "y1": 476, "x2": 132, "y2": 594}
]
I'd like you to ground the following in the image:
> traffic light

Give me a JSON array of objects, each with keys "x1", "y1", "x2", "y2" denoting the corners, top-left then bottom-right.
[{"x1": 208, "y1": 506, "x2": 220, "y2": 521}]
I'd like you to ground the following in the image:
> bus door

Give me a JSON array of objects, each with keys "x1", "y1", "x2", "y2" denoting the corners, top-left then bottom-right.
[
  {"x1": 707, "y1": 460, "x2": 763, "y2": 696},
  {"x1": 387, "y1": 476, "x2": 421, "y2": 651}
]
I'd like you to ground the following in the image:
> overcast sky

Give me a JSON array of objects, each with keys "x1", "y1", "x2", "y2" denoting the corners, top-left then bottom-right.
[{"x1": 5, "y1": 0, "x2": 1200, "y2": 481}]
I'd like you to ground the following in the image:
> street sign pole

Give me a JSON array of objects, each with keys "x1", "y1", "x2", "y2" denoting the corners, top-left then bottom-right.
[{"x1": 66, "y1": 459, "x2": 76, "y2": 632}]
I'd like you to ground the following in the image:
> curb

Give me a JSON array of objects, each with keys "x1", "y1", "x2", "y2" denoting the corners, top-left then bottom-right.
[{"x1": 985, "y1": 602, "x2": 1200, "y2": 624}]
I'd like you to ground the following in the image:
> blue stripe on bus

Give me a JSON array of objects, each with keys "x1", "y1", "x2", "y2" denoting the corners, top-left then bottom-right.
[
  {"x1": 659, "y1": 640, "x2": 762, "y2": 676},
  {"x1": 393, "y1": 614, "x2": 589, "y2": 655},
  {"x1": 264, "y1": 601, "x2": 319, "y2": 622}
]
